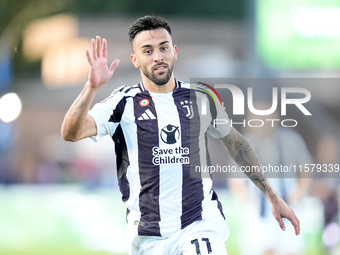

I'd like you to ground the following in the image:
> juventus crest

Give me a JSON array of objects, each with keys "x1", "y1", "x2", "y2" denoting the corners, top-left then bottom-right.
[{"x1": 181, "y1": 100, "x2": 194, "y2": 119}]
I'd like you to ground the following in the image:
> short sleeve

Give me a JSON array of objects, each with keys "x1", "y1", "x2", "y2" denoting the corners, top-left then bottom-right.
[
  {"x1": 88, "y1": 91, "x2": 124, "y2": 141},
  {"x1": 207, "y1": 103, "x2": 231, "y2": 139},
  {"x1": 195, "y1": 82, "x2": 231, "y2": 139}
]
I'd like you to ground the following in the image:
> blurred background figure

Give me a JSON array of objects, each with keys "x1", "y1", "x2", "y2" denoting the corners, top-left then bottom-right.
[
  {"x1": 0, "y1": 121, "x2": 17, "y2": 184},
  {"x1": 232, "y1": 101, "x2": 313, "y2": 255},
  {"x1": 313, "y1": 134, "x2": 340, "y2": 255}
]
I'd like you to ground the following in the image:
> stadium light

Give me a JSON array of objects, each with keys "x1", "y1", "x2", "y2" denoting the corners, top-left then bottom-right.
[
  {"x1": 0, "y1": 93, "x2": 22, "y2": 122},
  {"x1": 41, "y1": 38, "x2": 91, "y2": 87},
  {"x1": 23, "y1": 14, "x2": 78, "y2": 61}
]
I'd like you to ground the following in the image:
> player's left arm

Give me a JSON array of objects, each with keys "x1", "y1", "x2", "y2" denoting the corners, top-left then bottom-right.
[{"x1": 220, "y1": 127, "x2": 300, "y2": 235}]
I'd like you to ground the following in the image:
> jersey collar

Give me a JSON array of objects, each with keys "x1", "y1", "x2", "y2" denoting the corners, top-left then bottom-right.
[{"x1": 139, "y1": 78, "x2": 180, "y2": 93}]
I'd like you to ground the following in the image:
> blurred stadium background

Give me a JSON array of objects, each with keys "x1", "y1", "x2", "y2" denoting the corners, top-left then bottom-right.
[{"x1": 1, "y1": 0, "x2": 340, "y2": 254}]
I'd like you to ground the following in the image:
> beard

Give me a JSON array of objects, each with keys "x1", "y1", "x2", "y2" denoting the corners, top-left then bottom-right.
[{"x1": 141, "y1": 61, "x2": 175, "y2": 86}]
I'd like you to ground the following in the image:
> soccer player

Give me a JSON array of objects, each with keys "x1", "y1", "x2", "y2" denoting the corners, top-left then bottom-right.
[{"x1": 61, "y1": 16, "x2": 300, "y2": 255}]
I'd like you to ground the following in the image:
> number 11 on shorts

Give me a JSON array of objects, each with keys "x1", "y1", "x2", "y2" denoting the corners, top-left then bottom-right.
[{"x1": 191, "y1": 238, "x2": 212, "y2": 254}]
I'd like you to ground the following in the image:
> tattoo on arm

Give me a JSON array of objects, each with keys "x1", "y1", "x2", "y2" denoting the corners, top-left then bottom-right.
[
  {"x1": 71, "y1": 90, "x2": 85, "y2": 117},
  {"x1": 222, "y1": 128, "x2": 237, "y2": 145},
  {"x1": 221, "y1": 128, "x2": 274, "y2": 196},
  {"x1": 75, "y1": 98, "x2": 84, "y2": 110}
]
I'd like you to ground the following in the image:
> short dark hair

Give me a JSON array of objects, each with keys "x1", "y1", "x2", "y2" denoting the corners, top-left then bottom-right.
[{"x1": 128, "y1": 15, "x2": 172, "y2": 45}]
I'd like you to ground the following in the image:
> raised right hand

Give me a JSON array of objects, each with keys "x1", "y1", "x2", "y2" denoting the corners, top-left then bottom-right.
[{"x1": 85, "y1": 36, "x2": 120, "y2": 88}]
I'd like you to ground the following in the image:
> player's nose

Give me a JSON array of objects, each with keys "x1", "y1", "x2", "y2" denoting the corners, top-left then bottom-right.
[{"x1": 153, "y1": 49, "x2": 164, "y2": 62}]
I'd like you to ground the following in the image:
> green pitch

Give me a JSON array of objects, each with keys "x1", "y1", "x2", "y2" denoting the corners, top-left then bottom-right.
[{"x1": 0, "y1": 185, "x2": 324, "y2": 255}]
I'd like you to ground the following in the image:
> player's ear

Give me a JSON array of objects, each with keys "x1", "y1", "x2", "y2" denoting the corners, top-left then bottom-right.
[
  {"x1": 130, "y1": 53, "x2": 140, "y2": 68},
  {"x1": 173, "y1": 45, "x2": 178, "y2": 60}
]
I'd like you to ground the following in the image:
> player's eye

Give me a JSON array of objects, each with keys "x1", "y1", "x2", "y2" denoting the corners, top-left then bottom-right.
[
  {"x1": 161, "y1": 46, "x2": 168, "y2": 51},
  {"x1": 144, "y1": 49, "x2": 152, "y2": 54}
]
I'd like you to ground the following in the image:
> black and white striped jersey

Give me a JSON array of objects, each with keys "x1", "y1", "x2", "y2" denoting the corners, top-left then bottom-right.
[{"x1": 89, "y1": 79, "x2": 231, "y2": 237}]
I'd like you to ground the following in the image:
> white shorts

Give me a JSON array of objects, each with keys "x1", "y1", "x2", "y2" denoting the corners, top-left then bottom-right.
[{"x1": 129, "y1": 215, "x2": 229, "y2": 255}]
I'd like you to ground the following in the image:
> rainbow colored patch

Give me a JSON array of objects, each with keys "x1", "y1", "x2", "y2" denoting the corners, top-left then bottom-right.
[{"x1": 196, "y1": 82, "x2": 223, "y2": 106}]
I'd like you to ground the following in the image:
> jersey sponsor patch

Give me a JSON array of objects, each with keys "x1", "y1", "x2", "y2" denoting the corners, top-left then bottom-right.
[
  {"x1": 152, "y1": 145, "x2": 190, "y2": 165},
  {"x1": 160, "y1": 124, "x2": 180, "y2": 144}
]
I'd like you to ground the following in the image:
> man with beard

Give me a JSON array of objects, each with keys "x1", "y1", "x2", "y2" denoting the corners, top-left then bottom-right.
[{"x1": 61, "y1": 15, "x2": 300, "y2": 255}]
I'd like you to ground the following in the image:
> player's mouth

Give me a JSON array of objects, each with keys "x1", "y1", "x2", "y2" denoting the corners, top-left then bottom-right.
[{"x1": 153, "y1": 64, "x2": 168, "y2": 73}]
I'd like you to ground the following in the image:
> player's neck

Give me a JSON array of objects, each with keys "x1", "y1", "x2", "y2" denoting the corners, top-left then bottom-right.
[{"x1": 142, "y1": 74, "x2": 176, "y2": 93}]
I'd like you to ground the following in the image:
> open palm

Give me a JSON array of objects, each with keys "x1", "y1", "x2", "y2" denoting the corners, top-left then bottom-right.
[{"x1": 85, "y1": 36, "x2": 120, "y2": 88}]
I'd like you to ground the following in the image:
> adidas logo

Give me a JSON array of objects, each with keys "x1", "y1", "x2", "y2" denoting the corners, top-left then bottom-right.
[{"x1": 137, "y1": 109, "x2": 156, "y2": 120}]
